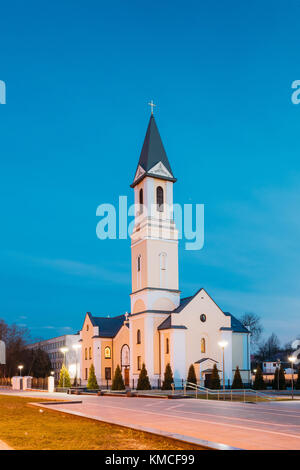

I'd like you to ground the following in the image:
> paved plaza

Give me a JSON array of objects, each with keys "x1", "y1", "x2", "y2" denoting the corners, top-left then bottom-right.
[{"x1": 1, "y1": 389, "x2": 300, "y2": 450}]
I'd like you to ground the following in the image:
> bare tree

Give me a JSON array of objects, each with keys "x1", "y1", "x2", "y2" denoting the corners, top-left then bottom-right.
[
  {"x1": 256, "y1": 333, "x2": 280, "y2": 361},
  {"x1": 0, "y1": 319, "x2": 30, "y2": 377},
  {"x1": 239, "y1": 312, "x2": 263, "y2": 349}
]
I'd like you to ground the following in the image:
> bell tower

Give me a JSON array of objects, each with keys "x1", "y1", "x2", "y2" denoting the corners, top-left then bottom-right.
[
  {"x1": 129, "y1": 108, "x2": 180, "y2": 385},
  {"x1": 130, "y1": 112, "x2": 180, "y2": 315}
]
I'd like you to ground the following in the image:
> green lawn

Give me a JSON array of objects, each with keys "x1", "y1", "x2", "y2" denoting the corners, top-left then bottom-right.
[{"x1": 0, "y1": 395, "x2": 205, "y2": 450}]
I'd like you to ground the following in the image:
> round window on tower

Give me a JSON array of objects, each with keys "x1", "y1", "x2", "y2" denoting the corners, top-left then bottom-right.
[{"x1": 200, "y1": 314, "x2": 206, "y2": 323}]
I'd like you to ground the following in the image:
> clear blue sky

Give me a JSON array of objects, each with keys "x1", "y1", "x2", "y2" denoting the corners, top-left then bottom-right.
[{"x1": 1, "y1": 0, "x2": 300, "y2": 345}]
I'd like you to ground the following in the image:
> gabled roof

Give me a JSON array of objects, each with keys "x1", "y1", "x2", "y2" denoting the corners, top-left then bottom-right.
[
  {"x1": 170, "y1": 289, "x2": 249, "y2": 334},
  {"x1": 224, "y1": 312, "x2": 249, "y2": 333},
  {"x1": 194, "y1": 357, "x2": 218, "y2": 364},
  {"x1": 131, "y1": 115, "x2": 176, "y2": 187},
  {"x1": 88, "y1": 313, "x2": 126, "y2": 338}
]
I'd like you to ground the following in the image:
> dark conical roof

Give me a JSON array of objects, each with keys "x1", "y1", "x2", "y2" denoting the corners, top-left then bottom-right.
[{"x1": 131, "y1": 114, "x2": 176, "y2": 187}]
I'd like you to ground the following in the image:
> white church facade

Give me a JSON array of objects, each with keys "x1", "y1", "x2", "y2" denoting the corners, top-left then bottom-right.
[{"x1": 79, "y1": 112, "x2": 251, "y2": 388}]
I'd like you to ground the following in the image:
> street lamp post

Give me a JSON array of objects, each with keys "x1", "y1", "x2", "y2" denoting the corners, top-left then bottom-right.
[
  {"x1": 18, "y1": 365, "x2": 23, "y2": 377},
  {"x1": 72, "y1": 343, "x2": 81, "y2": 386},
  {"x1": 60, "y1": 347, "x2": 69, "y2": 388},
  {"x1": 288, "y1": 356, "x2": 296, "y2": 400},
  {"x1": 218, "y1": 341, "x2": 228, "y2": 398},
  {"x1": 253, "y1": 369, "x2": 257, "y2": 386},
  {"x1": 277, "y1": 359, "x2": 280, "y2": 391}
]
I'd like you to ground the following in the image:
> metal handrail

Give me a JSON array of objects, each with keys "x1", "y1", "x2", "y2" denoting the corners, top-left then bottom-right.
[{"x1": 184, "y1": 381, "x2": 276, "y2": 401}]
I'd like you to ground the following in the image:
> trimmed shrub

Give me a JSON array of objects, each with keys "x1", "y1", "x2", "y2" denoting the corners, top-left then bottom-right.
[
  {"x1": 231, "y1": 366, "x2": 243, "y2": 389},
  {"x1": 162, "y1": 363, "x2": 174, "y2": 390},
  {"x1": 253, "y1": 365, "x2": 265, "y2": 390},
  {"x1": 187, "y1": 364, "x2": 197, "y2": 388},
  {"x1": 295, "y1": 369, "x2": 300, "y2": 390},
  {"x1": 273, "y1": 364, "x2": 286, "y2": 390},
  {"x1": 209, "y1": 363, "x2": 221, "y2": 389},
  {"x1": 87, "y1": 363, "x2": 99, "y2": 390},
  {"x1": 137, "y1": 363, "x2": 151, "y2": 390},
  {"x1": 111, "y1": 365, "x2": 125, "y2": 390},
  {"x1": 58, "y1": 364, "x2": 71, "y2": 388}
]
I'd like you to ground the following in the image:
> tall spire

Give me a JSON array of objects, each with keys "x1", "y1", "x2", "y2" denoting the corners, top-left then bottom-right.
[{"x1": 131, "y1": 114, "x2": 176, "y2": 188}]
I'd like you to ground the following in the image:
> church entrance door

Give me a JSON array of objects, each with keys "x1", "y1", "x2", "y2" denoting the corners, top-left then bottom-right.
[{"x1": 124, "y1": 368, "x2": 129, "y2": 387}]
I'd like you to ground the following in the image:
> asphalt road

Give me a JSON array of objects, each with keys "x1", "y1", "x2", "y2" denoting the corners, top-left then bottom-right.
[{"x1": 2, "y1": 389, "x2": 300, "y2": 450}]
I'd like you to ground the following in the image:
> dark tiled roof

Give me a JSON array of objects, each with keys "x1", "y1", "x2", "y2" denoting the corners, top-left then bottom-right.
[
  {"x1": 131, "y1": 115, "x2": 176, "y2": 187},
  {"x1": 157, "y1": 315, "x2": 187, "y2": 330},
  {"x1": 157, "y1": 315, "x2": 171, "y2": 330},
  {"x1": 172, "y1": 295, "x2": 196, "y2": 313},
  {"x1": 194, "y1": 357, "x2": 218, "y2": 364},
  {"x1": 90, "y1": 314, "x2": 125, "y2": 338},
  {"x1": 224, "y1": 312, "x2": 249, "y2": 333},
  {"x1": 172, "y1": 288, "x2": 206, "y2": 313}
]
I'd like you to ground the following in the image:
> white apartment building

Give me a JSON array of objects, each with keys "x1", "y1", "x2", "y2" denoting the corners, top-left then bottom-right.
[{"x1": 26, "y1": 334, "x2": 81, "y2": 382}]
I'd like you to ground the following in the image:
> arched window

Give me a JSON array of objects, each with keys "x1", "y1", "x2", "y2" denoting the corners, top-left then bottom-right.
[
  {"x1": 137, "y1": 329, "x2": 141, "y2": 344},
  {"x1": 139, "y1": 188, "x2": 143, "y2": 214},
  {"x1": 121, "y1": 344, "x2": 130, "y2": 366},
  {"x1": 89, "y1": 347, "x2": 92, "y2": 359},
  {"x1": 104, "y1": 346, "x2": 111, "y2": 359},
  {"x1": 156, "y1": 186, "x2": 164, "y2": 212},
  {"x1": 201, "y1": 338, "x2": 206, "y2": 354},
  {"x1": 85, "y1": 348, "x2": 87, "y2": 360},
  {"x1": 166, "y1": 337, "x2": 169, "y2": 354}
]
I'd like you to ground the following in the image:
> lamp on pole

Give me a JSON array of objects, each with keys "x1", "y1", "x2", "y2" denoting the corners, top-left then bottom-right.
[
  {"x1": 253, "y1": 369, "x2": 257, "y2": 386},
  {"x1": 277, "y1": 358, "x2": 280, "y2": 391},
  {"x1": 72, "y1": 343, "x2": 81, "y2": 386},
  {"x1": 60, "y1": 347, "x2": 69, "y2": 388},
  {"x1": 18, "y1": 365, "x2": 23, "y2": 377},
  {"x1": 288, "y1": 356, "x2": 296, "y2": 400},
  {"x1": 218, "y1": 341, "x2": 228, "y2": 397}
]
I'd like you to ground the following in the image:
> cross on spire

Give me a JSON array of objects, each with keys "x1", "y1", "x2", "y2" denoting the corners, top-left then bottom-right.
[{"x1": 148, "y1": 100, "x2": 156, "y2": 115}]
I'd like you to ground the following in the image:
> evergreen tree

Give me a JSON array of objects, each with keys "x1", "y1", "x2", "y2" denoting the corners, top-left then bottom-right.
[
  {"x1": 209, "y1": 364, "x2": 221, "y2": 389},
  {"x1": 278, "y1": 364, "x2": 286, "y2": 390},
  {"x1": 162, "y1": 363, "x2": 174, "y2": 390},
  {"x1": 272, "y1": 367, "x2": 279, "y2": 390},
  {"x1": 231, "y1": 366, "x2": 243, "y2": 389},
  {"x1": 111, "y1": 365, "x2": 125, "y2": 390},
  {"x1": 58, "y1": 364, "x2": 71, "y2": 388},
  {"x1": 295, "y1": 369, "x2": 300, "y2": 390},
  {"x1": 87, "y1": 363, "x2": 99, "y2": 390},
  {"x1": 253, "y1": 365, "x2": 265, "y2": 390},
  {"x1": 187, "y1": 364, "x2": 197, "y2": 388},
  {"x1": 137, "y1": 363, "x2": 151, "y2": 390},
  {"x1": 272, "y1": 365, "x2": 286, "y2": 390}
]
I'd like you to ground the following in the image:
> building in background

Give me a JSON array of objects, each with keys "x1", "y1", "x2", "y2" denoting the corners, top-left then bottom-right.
[
  {"x1": 259, "y1": 359, "x2": 296, "y2": 384},
  {"x1": 26, "y1": 334, "x2": 81, "y2": 382}
]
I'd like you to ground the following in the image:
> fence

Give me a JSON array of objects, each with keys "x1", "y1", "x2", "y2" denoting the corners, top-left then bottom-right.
[
  {"x1": 0, "y1": 377, "x2": 11, "y2": 387},
  {"x1": 31, "y1": 377, "x2": 48, "y2": 390}
]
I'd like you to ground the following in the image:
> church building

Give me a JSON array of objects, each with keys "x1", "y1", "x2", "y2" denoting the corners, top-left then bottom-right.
[{"x1": 79, "y1": 111, "x2": 251, "y2": 388}]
